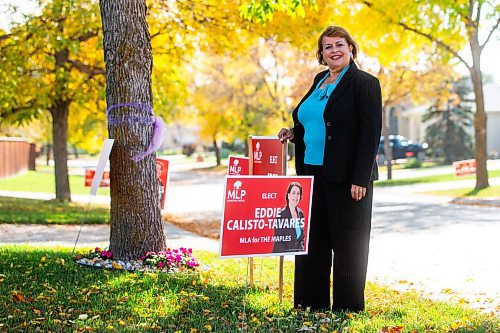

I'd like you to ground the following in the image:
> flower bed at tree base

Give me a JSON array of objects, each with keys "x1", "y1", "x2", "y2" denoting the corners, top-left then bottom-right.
[{"x1": 74, "y1": 246, "x2": 202, "y2": 273}]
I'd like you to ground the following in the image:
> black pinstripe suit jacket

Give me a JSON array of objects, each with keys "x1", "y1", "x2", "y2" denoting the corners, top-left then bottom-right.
[{"x1": 292, "y1": 61, "x2": 382, "y2": 188}]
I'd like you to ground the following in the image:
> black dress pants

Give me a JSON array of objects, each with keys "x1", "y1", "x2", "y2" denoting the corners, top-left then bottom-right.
[{"x1": 294, "y1": 165, "x2": 373, "y2": 312}]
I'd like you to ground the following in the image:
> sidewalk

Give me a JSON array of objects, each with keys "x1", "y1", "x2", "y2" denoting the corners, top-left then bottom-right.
[
  {"x1": 377, "y1": 177, "x2": 500, "y2": 207},
  {"x1": 377, "y1": 158, "x2": 500, "y2": 180},
  {"x1": 0, "y1": 223, "x2": 219, "y2": 252}
]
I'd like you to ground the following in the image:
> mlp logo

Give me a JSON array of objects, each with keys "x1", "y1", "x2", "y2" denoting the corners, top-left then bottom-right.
[
  {"x1": 229, "y1": 159, "x2": 241, "y2": 175},
  {"x1": 253, "y1": 142, "x2": 263, "y2": 163},
  {"x1": 227, "y1": 180, "x2": 246, "y2": 202}
]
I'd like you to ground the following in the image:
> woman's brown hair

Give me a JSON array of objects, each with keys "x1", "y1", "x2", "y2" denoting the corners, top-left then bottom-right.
[{"x1": 316, "y1": 26, "x2": 358, "y2": 66}]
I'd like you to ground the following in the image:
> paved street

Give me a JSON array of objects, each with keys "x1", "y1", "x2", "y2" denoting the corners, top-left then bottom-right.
[
  {"x1": 370, "y1": 190, "x2": 500, "y2": 313},
  {"x1": 1, "y1": 162, "x2": 499, "y2": 314}
]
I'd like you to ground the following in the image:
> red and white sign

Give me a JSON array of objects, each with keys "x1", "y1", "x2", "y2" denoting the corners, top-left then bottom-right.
[
  {"x1": 453, "y1": 159, "x2": 476, "y2": 176},
  {"x1": 249, "y1": 136, "x2": 287, "y2": 176},
  {"x1": 156, "y1": 158, "x2": 170, "y2": 209},
  {"x1": 220, "y1": 176, "x2": 313, "y2": 258},
  {"x1": 227, "y1": 156, "x2": 249, "y2": 175},
  {"x1": 84, "y1": 169, "x2": 110, "y2": 187}
]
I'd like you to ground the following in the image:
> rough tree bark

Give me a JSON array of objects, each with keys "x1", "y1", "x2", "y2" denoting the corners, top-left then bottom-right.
[{"x1": 100, "y1": 0, "x2": 166, "y2": 260}]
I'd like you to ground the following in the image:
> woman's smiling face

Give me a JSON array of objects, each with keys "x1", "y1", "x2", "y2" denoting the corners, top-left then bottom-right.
[
  {"x1": 321, "y1": 36, "x2": 351, "y2": 70},
  {"x1": 288, "y1": 185, "x2": 301, "y2": 207}
]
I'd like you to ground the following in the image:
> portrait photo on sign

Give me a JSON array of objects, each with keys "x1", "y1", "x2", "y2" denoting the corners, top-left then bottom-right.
[
  {"x1": 155, "y1": 158, "x2": 169, "y2": 209},
  {"x1": 272, "y1": 181, "x2": 306, "y2": 253}
]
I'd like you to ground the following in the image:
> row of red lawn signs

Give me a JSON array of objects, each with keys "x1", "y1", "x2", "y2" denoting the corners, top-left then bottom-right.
[{"x1": 84, "y1": 157, "x2": 169, "y2": 209}]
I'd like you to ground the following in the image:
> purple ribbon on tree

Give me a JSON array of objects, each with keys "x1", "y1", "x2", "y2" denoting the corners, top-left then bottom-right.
[{"x1": 106, "y1": 102, "x2": 166, "y2": 162}]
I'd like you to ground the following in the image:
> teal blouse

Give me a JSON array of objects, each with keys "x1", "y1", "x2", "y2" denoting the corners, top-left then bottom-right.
[{"x1": 297, "y1": 65, "x2": 350, "y2": 165}]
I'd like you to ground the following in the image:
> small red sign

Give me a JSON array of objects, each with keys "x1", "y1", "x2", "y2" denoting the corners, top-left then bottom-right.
[
  {"x1": 227, "y1": 156, "x2": 249, "y2": 175},
  {"x1": 84, "y1": 169, "x2": 110, "y2": 187},
  {"x1": 453, "y1": 159, "x2": 476, "y2": 176},
  {"x1": 220, "y1": 176, "x2": 313, "y2": 258},
  {"x1": 249, "y1": 136, "x2": 286, "y2": 176},
  {"x1": 156, "y1": 158, "x2": 170, "y2": 209}
]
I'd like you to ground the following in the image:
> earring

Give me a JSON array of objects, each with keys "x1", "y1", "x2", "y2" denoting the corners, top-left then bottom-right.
[{"x1": 349, "y1": 51, "x2": 353, "y2": 58}]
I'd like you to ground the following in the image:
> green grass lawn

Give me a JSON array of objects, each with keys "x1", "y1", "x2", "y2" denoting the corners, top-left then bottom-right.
[
  {"x1": 0, "y1": 170, "x2": 110, "y2": 195},
  {"x1": 421, "y1": 185, "x2": 500, "y2": 198},
  {"x1": 378, "y1": 161, "x2": 441, "y2": 173},
  {"x1": 375, "y1": 169, "x2": 500, "y2": 187},
  {"x1": 2, "y1": 165, "x2": 500, "y2": 194},
  {"x1": 0, "y1": 197, "x2": 109, "y2": 224},
  {"x1": 0, "y1": 246, "x2": 497, "y2": 332}
]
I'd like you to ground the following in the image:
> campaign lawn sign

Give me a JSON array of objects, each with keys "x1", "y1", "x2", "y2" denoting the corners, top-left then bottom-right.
[
  {"x1": 220, "y1": 176, "x2": 313, "y2": 258},
  {"x1": 227, "y1": 156, "x2": 249, "y2": 175},
  {"x1": 156, "y1": 158, "x2": 170, "y2": 209},
  {"x1": 249, "y1": 136, "x2": 287, "y2": 176},
  {"x1": 84, "y1": 169, "x2": 110, "y2": 187}
]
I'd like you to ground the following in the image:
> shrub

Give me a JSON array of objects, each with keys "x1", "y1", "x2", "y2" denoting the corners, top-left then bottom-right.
[{"x1": 404, "y1": 157, "x2": 422, "y2": 169}]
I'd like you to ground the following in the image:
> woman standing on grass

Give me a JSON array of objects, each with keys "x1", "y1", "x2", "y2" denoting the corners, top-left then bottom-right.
[{"x1": 278, "y1": 26, "x2": 382, "y2": 312}]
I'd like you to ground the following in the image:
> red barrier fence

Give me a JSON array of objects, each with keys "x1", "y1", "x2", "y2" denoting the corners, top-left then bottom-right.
[{"x1": 0, "y1": 138, "x2": 36, "y2": 179}]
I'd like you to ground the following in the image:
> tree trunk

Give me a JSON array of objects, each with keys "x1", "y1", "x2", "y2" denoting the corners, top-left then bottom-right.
[
  {"x1": 468, "y1": 28, "x2": 489, "y2": 190},
  {"x1": 50, "y1": 100, "x2": 71, "y2": 201},
  {"x1": 46, "y1": 143, "x2": 52, "y2": 166},
  {"x1": 382, "y1": 105, "x2": 392, "y2": 179},
  {"x1": 100, "y1": 0, "x2": 166, "y2": 260},
  {"x1": 444, "y1": 105, "x2": 453, "y2": 164},
  {"x1": 73, "y1": 144, "x2": 79, "y2": 159},
  {"x1": 213, "y1": 136, "x2": 221, "y2": 166},
  {"x1": 244, "y1": 137, "x2": 249, "y2": 157},
  {"x1": 49, "y1": 47, "x2": 72, "y2": 201}
]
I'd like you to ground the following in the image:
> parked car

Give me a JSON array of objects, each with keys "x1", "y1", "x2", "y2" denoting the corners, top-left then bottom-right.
[{"x1": 377, "y1": 135, "x2": 427, "y2": 164}]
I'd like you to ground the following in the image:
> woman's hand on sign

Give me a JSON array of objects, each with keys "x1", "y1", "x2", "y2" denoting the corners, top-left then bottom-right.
[{"x1": 278, "y1": 128, "x2": 294, "y2": 143}]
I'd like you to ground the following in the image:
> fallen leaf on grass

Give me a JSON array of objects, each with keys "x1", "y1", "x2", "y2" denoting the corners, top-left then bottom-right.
[
  {"x1": 12, "y1": 293, "x2": 26, "y2": 303},
  {"x1": 450, "y1": 322, "x2": 465, "y2": 330},
  {"x1": 12, "y1": 291, "x2": 32, "y2": 303},
  {"x1": 112, "y1": 262, "x2": 122, "y2": 270},
  {"x1": 78, "y1": 314, "x2": 88, "y2": 320},
  {"x1": 441, "y1": 288, "x2": 455, "y2": 294},
  {"x1": 380, "y1": 326, "x2": 403, "y2": 333}
]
